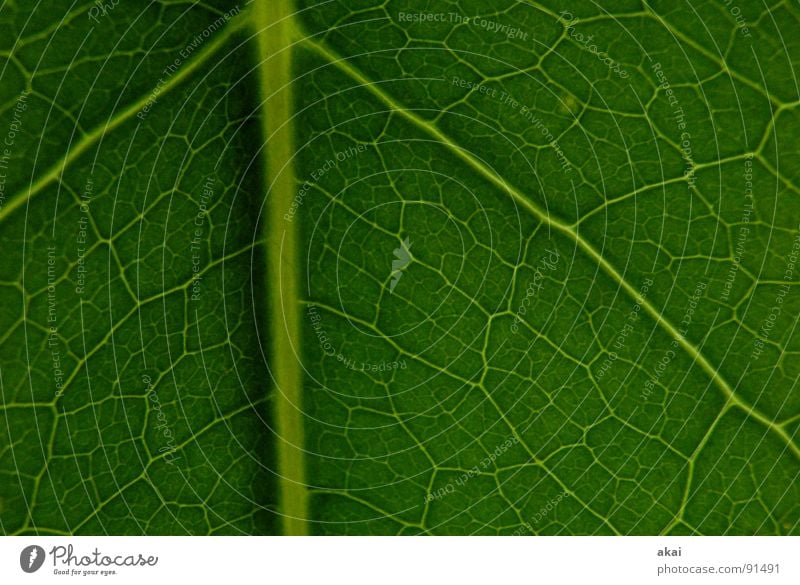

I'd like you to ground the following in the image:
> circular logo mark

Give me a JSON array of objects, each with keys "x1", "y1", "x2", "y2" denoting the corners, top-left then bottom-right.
[{"x1": 20, "y1": 545, "x2": 45, "y2": 573}]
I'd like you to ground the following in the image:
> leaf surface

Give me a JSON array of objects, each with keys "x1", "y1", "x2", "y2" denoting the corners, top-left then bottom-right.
[{"x1": 0, "y1": 0, "x2": 798, "y2": 535}]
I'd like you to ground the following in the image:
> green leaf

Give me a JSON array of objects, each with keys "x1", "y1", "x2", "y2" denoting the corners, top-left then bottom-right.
[{"x1": 1, "y1": 0, "x2": 798, "y2": 535}]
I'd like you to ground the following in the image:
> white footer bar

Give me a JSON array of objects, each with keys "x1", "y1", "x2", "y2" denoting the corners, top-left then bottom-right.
[{"x1": 1, "y1": 536, "x2": 796, "y2": 584}]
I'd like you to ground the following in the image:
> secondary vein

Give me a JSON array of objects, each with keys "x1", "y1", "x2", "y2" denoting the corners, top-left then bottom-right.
[{"x1": 0, "y1": 11, "x2": 249, "y2": 224}]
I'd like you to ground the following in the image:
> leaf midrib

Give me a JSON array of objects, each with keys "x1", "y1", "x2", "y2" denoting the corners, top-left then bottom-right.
[{"x1": 253, "y1": 0, "x2": 308, "y2": 536}]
